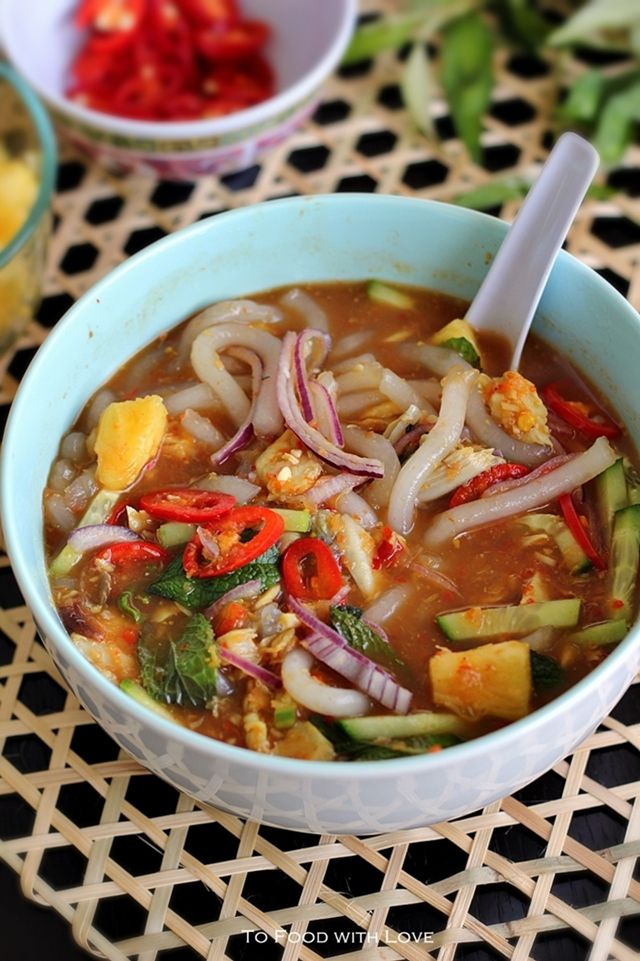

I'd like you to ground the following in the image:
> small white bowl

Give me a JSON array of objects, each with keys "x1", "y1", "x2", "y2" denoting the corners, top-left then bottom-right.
[{"x1": 1, "y1": 0, "x2": 356, "y2": 179}]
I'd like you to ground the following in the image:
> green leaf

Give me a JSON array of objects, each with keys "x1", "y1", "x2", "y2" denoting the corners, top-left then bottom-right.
[
  {"x1": 148, "y1": 547, "x2": 280, "y2": 609},
  {"x1": 559, "y1": 70, "x2": 607, "y2": 124},
  {"x1": 329, "y1": 605, "x2": 410, "y2": 680},
  {"x1": 118, "y1": 590, "x2": 143, "y2": 623},
  {"x1": 138, "y1": 614, "x2": 218, "y2": 708},
  {"x1": 439, "y1": 336, "x2": 481, "y2": 366},
  {"x1": 342, "y1": 13, "x2": 424, "y2": 65},
  {"x1": 592, "y1": 78, "x2": 640, "y2": 165},
  {"x1": 452, "y1": 178, "x2": 529, "y2": 209},
  {"x1": 530, "y1": 650, "x2": 565, "y2": 692},
  {"x1": 441, "y1": 12, "x2": 494, "y2": 163},
  {"x1": 495, "y1": 0, "x2": 552, "y2": 50},
  {"x1": 548, "y1": 0, "x2": 640, "y2": 48},
  {"x1": 401, "y1": 41, "x2": 436, "y2": 137}
]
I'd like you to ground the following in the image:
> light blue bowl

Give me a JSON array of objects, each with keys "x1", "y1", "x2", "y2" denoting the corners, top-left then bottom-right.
[{"x1": 2, "y1": 195, "x2": 639, "y2": 834}]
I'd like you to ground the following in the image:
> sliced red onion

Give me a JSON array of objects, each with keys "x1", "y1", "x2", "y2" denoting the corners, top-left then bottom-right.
[
  {"x1": 288, "y1": 595, "x2": 412, "y2": 713},
  {"x1": 198, "y1": 473, "x2": 260, "y2": 504},
  {"x1": 204, "y1": 579, "x2": 262, "y2": 620},
  {"x1": 303, "y1": 632, "x2": 412, "y2": 713},
  {"x1": 362, "y1": 617, "x2": 389, "y2": 643},
  {"x1": 424, "y1": 436, "x2": 617, "y2": 548},
  {"x1": 309, "y1": 380, "x2": 344, "y2": 447},
  {"x1": 330, "y1": 584, "x2": 351, "y2": 605},
  {"x1": 305, "y1": 472, "x2": 365, "y2": 506},
  {"x1": 277, "y1": 332, "x2": 384, "y2": 478},
  {"x1": 482, "y1": 454, "x2": 574, "y2": 498},
  {"x1": 294, "y1": 329, "x2": 331, "y2": 422},
  {"x1": 68, "y1": 524, "x2": 140, "y2": 553},
  {"x1": 211, "y1": 346, "x2": 262, "y2": 466},
  {"x1": 219, "y1": 648, "x2": 282, "y2": 688},
  {"x1": 393, "y1": 424, "x2": 431, "y2": 456}
]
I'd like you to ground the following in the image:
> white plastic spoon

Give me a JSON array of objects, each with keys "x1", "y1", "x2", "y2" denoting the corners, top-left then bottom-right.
[{"x1": 466, "y1": 132, "x2": 599, "y2": 370}]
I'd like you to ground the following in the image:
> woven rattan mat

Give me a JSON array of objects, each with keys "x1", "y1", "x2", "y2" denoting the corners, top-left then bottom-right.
[{"x1": 1, "y1": 2, "x2": 640, "y2": 959}]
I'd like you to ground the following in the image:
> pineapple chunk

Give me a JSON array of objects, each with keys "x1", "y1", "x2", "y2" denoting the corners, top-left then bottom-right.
[
  {"x1": 274, "y1": 721, "x2": 335, "y2": 760},
  {"x1": 483, "y1": 370, "x2": 551, "y2": 446},
  {"x1": 430, "y1": 640, "x2": 531, "y2": 721},
  {"x1": 95, "y1": 395, "x2": 167, "y2": 490},
  {"x1": 0, "y1": 155, "x2": 38, "y2": 248},
  {"x1": 255, "y1": 429, "x2": 322, "y2": 498}
]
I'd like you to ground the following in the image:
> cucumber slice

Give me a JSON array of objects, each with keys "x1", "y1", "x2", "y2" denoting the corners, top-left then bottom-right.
[
  {"x1": 49, "y1": 488, "x2": 122, "y2": 577},
  {"x1": 436, "y1": 598, "x2": 581, "y2": 642},
  {"x1": 594, "y1": 458, "x2": 628, "y2": 544},
  {"x1": 120, "y1": 679, "x2": 175, "y2": 721},
  {"x1": 271, "y1": 508, "x2": 311, "y2": 533},
  {"x1": 274, "y1": 706, "x2": 297, "y2": 729},
  {"x1": 366, "y1": 280, "x2": 414, "y2": 310},
  {"x1": 520, "y1": 570, "x2": 550, "y2": 604},
  {"x1": 569, "y1": 620, "x2": 628, "y2": 647},
  {"x1": 338, "y1": 712, "x2": 467, "y2": 741},
  {"x1": 609, "y1": 504, "x2": 640, "y2": 622},
  {"x1": 520, "y1": 513, "x2": 591, "y2": 574},
  {"x1": 157, "y1": 522, "x2": 196, "y2": 548}
]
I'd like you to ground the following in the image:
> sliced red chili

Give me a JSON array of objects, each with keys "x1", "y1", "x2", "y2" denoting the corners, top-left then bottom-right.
[
  {"x1": 183, "y1": 506, "x2": 284, "y2": 579},
  {"x1": 138, "y1": 488, "x2": 236, "y2": 523},
  {"x1": 542, "y1": 382, "x2": 621, "y2": 440},
  {"x1": 178, "y1": 0, "x2": 238, "y2": 25},
  {"x1": 196, "y1": 20, "x2": 270, "y2": 60},
  {"x1": 95, "y1": 541, "x2": 170, "y2": 564},
  {"x1": 558, "y1": 494, "x2": 607, "y2": 571},
  {"x1": 282, "y1": 537, "x2": 343, "y2": 601},
  {"x1": 449, "y1": 463, "x2": 530, "y2": 508},
  {"x1": 372, "y1": 526, "x2": 404, "y2": 570}
]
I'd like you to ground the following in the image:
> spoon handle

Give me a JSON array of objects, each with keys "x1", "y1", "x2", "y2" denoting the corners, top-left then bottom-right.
[{"x1": 466, "y1": 132, "x2": 599, "y2": 370}]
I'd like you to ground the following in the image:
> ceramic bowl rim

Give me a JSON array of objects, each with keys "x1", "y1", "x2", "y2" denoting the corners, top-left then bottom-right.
[
  {"x1": 1, "y1": 0, "x2": 357, "y2": 142},
  {"x1": 2, "y1": 193, "x2": 639, "y2": 783}
]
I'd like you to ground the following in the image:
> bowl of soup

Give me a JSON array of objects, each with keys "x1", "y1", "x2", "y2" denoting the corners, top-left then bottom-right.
[
  {"x1": 1, "y1": 0, "x2": 356, "y2": 179},
  {"x1": 2, "y1": 194, "x2": 639, "y2": 834}
]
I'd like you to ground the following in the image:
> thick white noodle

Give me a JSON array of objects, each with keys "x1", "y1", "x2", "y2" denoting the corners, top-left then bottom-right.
[
  {"x1": 280, "y1": 288, "x2": 329, "y2": 332},
  {"x1": 178, "y1": 299, "x2": 282, "y2": 361},
  {"x1": 388, "y1": 367, "x2": 478, "y2": 535},
  {"x1": 403, "y1": 343, "x2": 553, "y2": 466},
  {"x1": 336, "y1": 490, "x2": 379, "y2": 529},
  {"x1": 343, "y1": 425, "x2": 400, "y2": 509},
  {"x1": 336, "y1": 364, "x2": 383, "y2": 394},
  {"x1": 365, "y1": 585, "x2": 412, "y2": 624},
  {"x1": 181, "y1": 409, "x2": 225, "y2": 448},
  {"x1": 164, "y1": 383, "x2": 220, "y2": 414},
  {"x1": 281, "y1": 647, "x2": 370, "y2": 717},
  {"x1": 191, "y1": 322, "x2": 283, "y2": 437},
  {"x1": 379, "y1": 368, "x2": 432, "y2": 413},
  {"x1": 424, "y1": 436, "x2": 617, "y2": 548},
  {"x1": 337, "y1": 389, "x2": 386, "y2": 417},
  {"x1": 329, "y1": 330, "x2": 372, "y2": 361}
]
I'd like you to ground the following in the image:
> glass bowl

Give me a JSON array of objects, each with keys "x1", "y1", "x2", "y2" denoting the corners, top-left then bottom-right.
[{"x1": 0, "y1": 62, "x2": 56, "y2": 354}]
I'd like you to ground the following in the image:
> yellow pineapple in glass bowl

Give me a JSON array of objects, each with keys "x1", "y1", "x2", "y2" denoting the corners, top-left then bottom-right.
[{"x1": 0, "y1": 62, "x2": 56, "y2": 353}]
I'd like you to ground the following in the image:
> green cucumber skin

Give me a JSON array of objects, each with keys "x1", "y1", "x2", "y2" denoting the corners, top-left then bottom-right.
[
  {"x1": 366, "y1": 280, "x2": 413, "y2": 310},
  {"x1": 609, "y1": 504, "x2": 640, "y2": 623},
  {"x1": 437, "y1": 598, "x2": 581, "y2": 642},
  {"x1": 120, "y1": 679, "x2": 175, "y2": 721},
  {"x1": 569, "y1": 620, "x2": 628, "y2": 647},
  {"x1": 338, "y1": 712, "x2": 465, "y2": 741},
  {"x1": 595, "y1": 458, "x2": 628, "y2": 544}
]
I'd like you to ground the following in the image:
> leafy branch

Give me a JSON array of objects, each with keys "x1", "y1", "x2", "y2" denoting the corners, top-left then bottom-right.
[{"x1": 344, "y1": 0, "x2": 640, "y2": 166}]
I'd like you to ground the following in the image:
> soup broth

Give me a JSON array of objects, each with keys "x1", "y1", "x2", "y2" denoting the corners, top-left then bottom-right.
[{"x1": 43, "y1": 282, "x2": 640, "y2": 761}]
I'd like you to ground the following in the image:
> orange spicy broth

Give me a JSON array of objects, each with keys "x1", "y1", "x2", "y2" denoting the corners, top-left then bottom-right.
[{"x1": 43, "y1": 281, "x2": 639, "y2": 756}]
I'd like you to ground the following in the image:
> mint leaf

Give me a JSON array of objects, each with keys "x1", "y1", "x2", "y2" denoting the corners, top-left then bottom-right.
[
  {"x1": 329, "y1": 606, "x2": 410, "y2": 680},
  {"x1": 148, "y1": 548, "x2": 280, "y2": 609},
  {"x1": 138, "y1": 613, "x2": 217, "y2": 708},
  {"x1": 530, "y1": 651, "x2": 565, "y2": 691}
]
